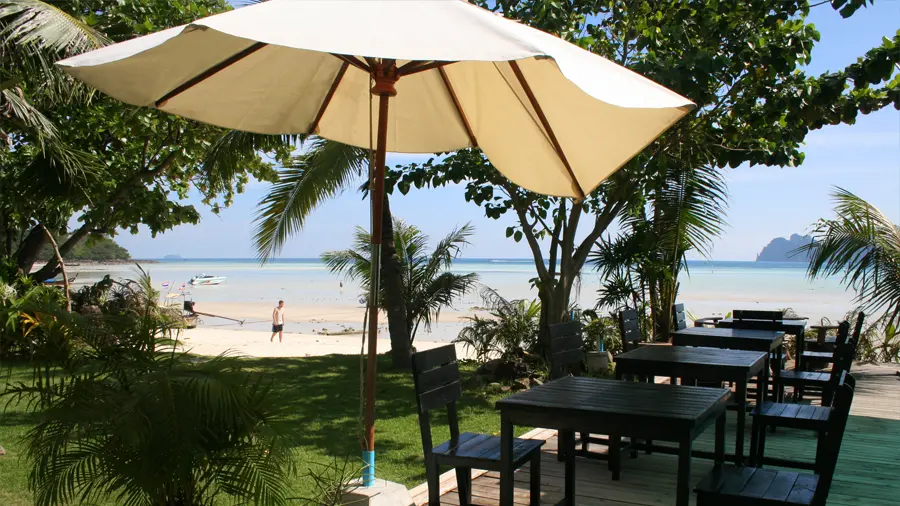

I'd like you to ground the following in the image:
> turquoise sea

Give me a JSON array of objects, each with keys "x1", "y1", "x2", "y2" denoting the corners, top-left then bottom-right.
[{"x1": 69, "y1": 258, "x2": 854, "y2": 340}]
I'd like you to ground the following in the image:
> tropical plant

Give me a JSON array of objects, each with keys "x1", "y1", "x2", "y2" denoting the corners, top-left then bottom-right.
[
  {"x1": 2, "y1": 269, "x2": 297, "y2": 506},
  {"x1": 455, "y1": 287, "x2": 542, "y2": 363},
  {"x1": 578, "y1": 309, "x2": 623, "y2": 355},
  {"x1": 801, "y1": 188, "x2": 900, "y2": 329},
  {"x1": 322, "y1": 220, "x2": 478, "y2": 347}
]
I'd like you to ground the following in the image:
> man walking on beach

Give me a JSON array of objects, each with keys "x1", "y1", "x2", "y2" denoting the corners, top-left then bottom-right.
[{"x1": 271, "y1": 300, "x2": 285, "y2": 343}]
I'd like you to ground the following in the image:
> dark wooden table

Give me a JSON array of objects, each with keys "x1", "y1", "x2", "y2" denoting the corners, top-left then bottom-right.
[
  {"x1": 614, "y1": 346, "x2": 767, "y2": 465},
  {"x1": 496, "y1": 377, "x2": 731, "y2": 506},
  {"x1": 673, "y1": 326, "x2": 784, "y2": 387},
  {"x1": 716, "y1": 317, "x2": 807, "y2": 368}
]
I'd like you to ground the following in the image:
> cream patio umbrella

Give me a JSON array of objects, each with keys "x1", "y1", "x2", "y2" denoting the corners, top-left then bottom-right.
[{"x1": 57, "y1": 0, "x2": 694, "y2": 485}]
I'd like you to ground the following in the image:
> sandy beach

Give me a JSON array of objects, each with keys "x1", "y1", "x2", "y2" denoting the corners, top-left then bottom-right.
[{"x1": 177, "y1": 327, "x2": 475, "y2": 359}]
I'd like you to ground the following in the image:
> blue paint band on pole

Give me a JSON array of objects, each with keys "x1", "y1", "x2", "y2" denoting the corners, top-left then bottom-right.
[{"x1": 362, "y1": 450, "x2": 375, "y2": 487}]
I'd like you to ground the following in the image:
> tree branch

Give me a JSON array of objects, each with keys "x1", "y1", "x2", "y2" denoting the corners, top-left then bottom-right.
[{"x1": 505, "y1": 183, "x2": 550, "y2": 281}]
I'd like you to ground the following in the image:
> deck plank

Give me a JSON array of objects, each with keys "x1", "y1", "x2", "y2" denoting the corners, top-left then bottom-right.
[{"x1": 413, "y1": 363, "x2": 900, "y2": 505}]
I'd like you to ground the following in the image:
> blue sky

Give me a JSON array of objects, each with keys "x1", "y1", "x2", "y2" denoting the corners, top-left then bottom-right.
[{"x1": 115, "y1": 2, "x2": 900, "y2": 261}]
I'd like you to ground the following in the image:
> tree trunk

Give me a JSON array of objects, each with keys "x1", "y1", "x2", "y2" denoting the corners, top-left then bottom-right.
[
  {"x1": 30, "y1": 225, "x2": 91, "y2": 282},
  {"x1": 40, "y1": 225, "x2": 71, "y2": 312},
  {"x1": 16, "y1": 226, "x2": 46, "y2": 275},
  {"x1": 379, "y1": 193, "x2": 412, "y2": 369}
]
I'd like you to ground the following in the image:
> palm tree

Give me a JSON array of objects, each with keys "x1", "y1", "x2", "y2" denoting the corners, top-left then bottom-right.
[
  {"x1": 322, "y1": 220, "x2": 479, "y2": 347},
  {"x1": 801, "y1": 187, "x2": 900, "y2": 327},
  {"x1": 590, "y1": 163, "x2": 727, "y2": 340}
]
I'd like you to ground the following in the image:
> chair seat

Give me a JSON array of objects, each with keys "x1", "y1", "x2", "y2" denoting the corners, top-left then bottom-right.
[
  {"x1": 752, "y1": 402, "x2": 831, "y2": 429},
  {"x1": 433, "y1": 432, "x2": 543, "y2": 469},
  {"x1": 695, "y1": 464, "x2": 820, "y2": 505},
  {"x1": 776, "y1": 370, "x2": 830, "y2": 385}
]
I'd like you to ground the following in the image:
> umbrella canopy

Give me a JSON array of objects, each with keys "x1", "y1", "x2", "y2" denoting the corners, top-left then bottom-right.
[
  {"x1": 57, "y1": 0, "x2": 694, "y2": 488},
  {"x1": 58, "y1": 0, "x2": 692, "y2": 199}
]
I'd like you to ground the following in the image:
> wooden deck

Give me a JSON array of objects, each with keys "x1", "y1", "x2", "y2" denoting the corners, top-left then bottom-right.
[{"x1": 410, "y1": 363, "x2": 900, "y2": 506}]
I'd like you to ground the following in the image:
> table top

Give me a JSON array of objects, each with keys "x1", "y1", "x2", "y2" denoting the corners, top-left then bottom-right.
[
  {"x1": 717, "y1": 317, "x2": 807, "y2": 330},
  {"x1": 675, "y1": 327, "x2": 784, "y2": 341},
  {"x1": 496, "y1": 376, "x2": 731, "y2": 424},
  {"x1": 615, "y1": 345, "x2": 767, "y2": 370},
  {"x1": 673, "y1": 327, "x2": 784, "y2": 352}
]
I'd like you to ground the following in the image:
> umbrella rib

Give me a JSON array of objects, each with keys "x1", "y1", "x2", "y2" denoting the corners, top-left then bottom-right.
[
  {"x1": 437, "y1": 67, "x2": 477, "y2": 147},
  {"x1": 309, "y1": 61, "x2": 349, "y2": 135},
  {"x1": 508, "y1": 60, "x2": 586, "y2": 200},
  {"x1": 154, "y1": 42, "x2": 268, "y2": 107},
  {"x1": 332, "y1": 54, "x2": 371, "y2": 72},
  {"x1": 399, "y1": 60, "x2": 456, "y2": 77}
]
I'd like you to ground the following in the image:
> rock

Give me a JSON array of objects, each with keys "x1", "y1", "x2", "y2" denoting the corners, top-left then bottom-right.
[
  {"x1": 512, "y1": 378, "x2": 530, "y2": 391},
  {"x1": 476, "y1": 359, "x2": 503, "y2": 376}
]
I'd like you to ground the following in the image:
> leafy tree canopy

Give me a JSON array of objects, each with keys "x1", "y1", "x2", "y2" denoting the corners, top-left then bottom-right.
[{"x1": 0, "y1": 0, "x2": 292, "y2": 277}]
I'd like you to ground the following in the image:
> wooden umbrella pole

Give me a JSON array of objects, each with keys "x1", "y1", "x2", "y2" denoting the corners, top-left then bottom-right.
[{"x1": 363, "y1": 60, "x2": 398, "y2": 486}]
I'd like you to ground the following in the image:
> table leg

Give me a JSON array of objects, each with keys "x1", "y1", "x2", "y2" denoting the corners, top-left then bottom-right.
[
  {"x1": 500, "y1": 412, "x2": 514, "y2": 506},
  {"x1": 735, "y1": 380, "x2": 747, "y2": 465},
  {"x1": 609, "y1": 433, "x2": 621, "y2": 481},
  {"x1": 715, "y1": 412, "x2": 726, "y2": 464},
  {"x1": 564, "y1": 432, "x2": 576, "y2": 506},
  {"x1": 676, "y1": 436, "x2": 693, "y2": 506}
]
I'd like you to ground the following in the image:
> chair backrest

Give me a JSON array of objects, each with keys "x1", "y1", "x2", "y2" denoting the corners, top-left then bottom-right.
[
  {"x1": 618, "y1": 308, "x2": 641, "y2": 353},
  {"x1": 672, "y1": 303, "x2": 688, "y2": 332},
  {"x1": 411, "y1": 345, "x2": 462, "y2": 457},
  {"x1": 549, "y1": 321, "x2": 584, "y2": 379},
  {"x1": 813, "y1": 371, "x2": 855, "y2": 506},
  {"x1": 733, "y1": 309, "x2": 782, "y2": 321},
  {"x1": 822, "y1": 321, "x2": 851, "y2": 407},
  {"x1": 850, "y1": 311, "x2": 865, "y2": 361}
]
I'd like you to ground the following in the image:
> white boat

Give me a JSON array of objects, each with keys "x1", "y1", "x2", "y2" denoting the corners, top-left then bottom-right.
[{"x1": 189, "y1": 274, "x2": 226, "y2": 286}]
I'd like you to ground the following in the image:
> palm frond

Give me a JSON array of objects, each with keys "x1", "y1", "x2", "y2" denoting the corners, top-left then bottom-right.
[
  {"x1": 202, "y1": 130, "x2": 302, "y2": 187},
  {"x1": 0, "y1": 0, "x2": 110, "y2": 56},
  {"x1": 1, "y1": 84, "x2": 56, "y2": 133},
  {"x1": 253, "y1": 138, "x2": 367, "y2": 261},
  {"x1": 802, "y1": 187, "x2": 900, "y2": 326}
]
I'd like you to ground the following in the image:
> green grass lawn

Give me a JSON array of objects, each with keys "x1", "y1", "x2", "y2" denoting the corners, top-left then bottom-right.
[{"x1": 0, "y1": 354, "x2": 525, "y2": 505}]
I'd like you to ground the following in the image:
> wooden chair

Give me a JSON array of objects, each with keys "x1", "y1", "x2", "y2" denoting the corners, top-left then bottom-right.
[
  {"x1": 695, "y1": 373, "x2": 854, "y2": 506},
  {"x1": 750, "y1": 324, "x2": 853, "y2": 472},
  {"x1": 672, "y1": 303, "x2": 688, "y2": 331},
  {"x1": 802, "y1": 312, "x2": 864, "y2": 371},
  {"x1": 776, "y1": 314, "x2": 862, "y2": 401},
  {"x1": 619, "y1": 308, "x2": 641, "y2": 353},
  {"x1": 411, "y1": 345, "x2": 543, "y2": 506},
  {"x1": 549, "y1": 320, "x2": 584, "y2": 380},
  {"x1": 730, "y1": 309, "x2": 786, "y2": 395}
]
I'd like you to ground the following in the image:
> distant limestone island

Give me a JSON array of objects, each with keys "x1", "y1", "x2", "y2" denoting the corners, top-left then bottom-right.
[
  {"x1": 163, "y1": 254, "x2": 184, "y2": 260},
  {"x1": 755, "y1": 234, "x2": 813, "y2": 262}
]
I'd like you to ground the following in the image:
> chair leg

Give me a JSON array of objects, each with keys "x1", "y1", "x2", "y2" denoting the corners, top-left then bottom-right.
[
  {"x1": 426, "y1": 460, "x2": 441, "y2": 506},
  {"x1": 815, "y1": 430, "x2": 827, "y2": 474},
  {"x1": 581, "y1": 431, "x2": 589, "y2": 454},
  {"x1": 529, "y1": 451, "x2": 541, "y2": 506},
  {"x1": 756, "y1": 422, "x2": 768, "y2": 468},
  {"x1": 750, "y1": 413, "x2": 760, "y2": 467},
  {"x1": 455, "y1": 467, "x2": 472, "y2": 506}
]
